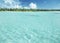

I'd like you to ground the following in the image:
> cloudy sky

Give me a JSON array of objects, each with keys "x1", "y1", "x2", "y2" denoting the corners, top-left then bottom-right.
[{"x1": 0, "y1": 0, "x2": 60, "y2": 9}]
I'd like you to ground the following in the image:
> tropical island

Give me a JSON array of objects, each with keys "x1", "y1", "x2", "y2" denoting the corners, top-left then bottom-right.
[{"x1": 0, "y1": 8, "x2": 60, "y2": 11}]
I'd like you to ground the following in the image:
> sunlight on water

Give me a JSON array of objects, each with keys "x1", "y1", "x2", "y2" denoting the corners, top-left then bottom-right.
[{"x1": 0, "y1": 12, "x2": 60, "y2": 43}]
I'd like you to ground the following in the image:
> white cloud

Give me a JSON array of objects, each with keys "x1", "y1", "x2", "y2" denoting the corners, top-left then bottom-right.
[
  {"x1": 4, "y1": 0, "x2": 13, "y2": 5},
  {"x1": 3, "y1": 0, "x2": 22, "y2": 8},
  {"x1": 29, "y1": 2, "x2": 37, "y2": 9},
  {"x1": 0, "y1": 0, "x2": 38, "y2": 9},
  {"x1": 14, "y1": 5, "x2": 22, "y2": 8}
]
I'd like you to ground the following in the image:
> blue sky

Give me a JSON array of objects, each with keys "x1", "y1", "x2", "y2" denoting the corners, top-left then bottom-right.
[{"x1": 0, "y1": 0, "x2": 60, "y2": 9}]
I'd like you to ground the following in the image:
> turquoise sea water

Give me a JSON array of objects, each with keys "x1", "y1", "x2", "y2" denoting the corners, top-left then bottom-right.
[{"x1": 0, "y1": 12, "x2": 60, "y2": 43}]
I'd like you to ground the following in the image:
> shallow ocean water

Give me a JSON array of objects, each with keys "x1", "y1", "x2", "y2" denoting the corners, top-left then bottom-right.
[{"x1": 0, "y1": 11, "x2": 60, "y2": 43}]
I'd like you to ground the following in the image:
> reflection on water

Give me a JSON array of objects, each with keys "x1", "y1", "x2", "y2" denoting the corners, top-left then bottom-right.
[{"x1": 0, "y1": 12, "x2": 60, "y2": 43}]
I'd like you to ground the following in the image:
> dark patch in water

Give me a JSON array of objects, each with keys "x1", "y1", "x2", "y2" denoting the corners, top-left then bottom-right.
[
  {"x1": 54, "y1": 13, "x2": 60, "y2": 14},
  {"x1": 27, "y1": 15, "x2": 40, "y2": 17}
]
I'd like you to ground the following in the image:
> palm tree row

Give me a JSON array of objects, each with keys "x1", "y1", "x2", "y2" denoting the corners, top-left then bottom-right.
[{"x1": 0, "y1": 8, "x2": 60, "y2": 11}]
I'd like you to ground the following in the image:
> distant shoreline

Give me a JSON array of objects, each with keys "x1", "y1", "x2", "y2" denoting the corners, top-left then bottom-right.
[{"x1": 0, "y1": 8, "x2": 60, "y2": 11}]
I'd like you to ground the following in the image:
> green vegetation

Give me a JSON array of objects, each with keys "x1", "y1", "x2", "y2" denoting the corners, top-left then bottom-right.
[{"x1": 0, "y1": 8, "x2": 60, "y2": 11}]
